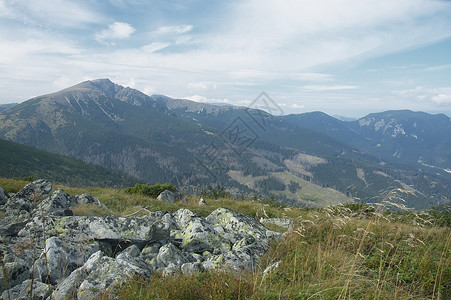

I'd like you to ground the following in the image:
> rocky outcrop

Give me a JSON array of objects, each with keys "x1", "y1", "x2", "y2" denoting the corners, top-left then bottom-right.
[{"x1": 0, "y1": 179, "x2": 281, "y2": 299}]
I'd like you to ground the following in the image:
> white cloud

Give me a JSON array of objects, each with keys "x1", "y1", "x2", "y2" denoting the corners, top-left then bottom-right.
[
  {"x1": 96, "y1": 22, "x2": 136, "y2": 42},
  {"x1": 302, "y1": 85, "x2": 358, "y2": 91},
  {"x1": 290, "y1": 103, "x2": 305, "y2": 109},
  {"x1": 188, "y1": 82, "x2": 217, "y2": 92},
  {"x1": 1, "y1": 0, "x2": 103, "y2": 28},
  {"x1": 140, "y1": 42, "x2": 171, "y2": 53},
  {"x1": 154, "y1": 25, "x2": 193, "y2": 35},
  {"x1": 431, "y1": 94, "x2": 451, "y2": 105}
]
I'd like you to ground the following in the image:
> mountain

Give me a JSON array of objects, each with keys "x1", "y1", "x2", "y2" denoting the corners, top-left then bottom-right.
[
  {"x1": 0, "y1": 103, "x2": 17, "y2": 112},
  {"x1": 0, "y1": 138, "x2": 136, "y2": 187},
  {"x1": 282, "y1": 110, "x2": 451, "y2": 173},
  {"x1": 0, "y1": 79, "x2": 449, "y2": 209}
]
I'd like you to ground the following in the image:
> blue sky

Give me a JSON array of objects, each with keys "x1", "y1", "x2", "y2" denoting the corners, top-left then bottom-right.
[{"x1": 1, "y1": 0, "x2": 451, "y2": 117}]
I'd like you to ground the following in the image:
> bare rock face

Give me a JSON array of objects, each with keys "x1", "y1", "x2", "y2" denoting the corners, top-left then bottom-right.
[{"x1": 0, "y1": 179, "x2": 281, "y2": 299}]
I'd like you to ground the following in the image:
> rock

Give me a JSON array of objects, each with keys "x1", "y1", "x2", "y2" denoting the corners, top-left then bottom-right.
[
  {"x1": 157, "y1": 190, "x2": 176, "y2": 203},
  {"x1": 0, "y1": 259, "x2": 30, "y2": 294},
  {"x1": 173, "y1": 208, "x2": 225, "y2": 253},
  {"x1": 15, "y1": 179, "x2": 52, "y2": 201},
  {"x1": 181, "y1": 262, "x2": 204, "y2": 275},
  {"x1": 259, "y1": 217, "x2": 294, "y2": 229},
  {"x1": 32, "y1": 237, "x2": 99, "y2": 285},
  {"x1": 74, "y1": 193, "x2": 104, "y2": 207},
  {"x1": 77, "y1": 255, "x2": 150, "y2": 300},
  {"x1": 1, "y1": 279, "x2": 52, "y2": 300},
  {"x1": 174, "y1": 191, "x2": 188, "y2": 203},
  {"x1": 199, "y1": 198, "x2": 207, "y2": 206},
  {"x1": 0, "y1": 186, "x2": 5, "y2": 205},
  {"x1": 50, "y1": 268, "x2": 86, "y2": 300},
  {"x1": 19, "y1": 215, "x2": 160, "y2": 243},
  {"x1": 35, "y1": 189, "x2": 76, "y2": 216},
  {"x1": 156, "y1": 243, "x2": 189, "y2": 267}
]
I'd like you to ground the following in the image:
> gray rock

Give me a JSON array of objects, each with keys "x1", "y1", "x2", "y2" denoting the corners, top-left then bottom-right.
[
  {"x1": 174, "y1": 191, "x2": 188, "y2": 203},
  {"x1": 181, "y1": 262, "x2": 204, "y2": 275},
  {"x1": 35, "y1": 189, "x2": 76, "y2": 217},
  {"x1": 19, "y1": 215, "x2": 160, "y2": 243},
  {"x1": 15, "y1": 179, "x2": 52, "y2": 201},
  {"x1": 157, "y1": 190, "x2": 176, "y2": 203},
  {"x1": 77, "y1": 255, "x2": 150, "y2": 300},
  {"x1": 199, "y1": 198, "x2": 207, "y2": 206},
  {"x1": 173, "y1": 208, "x2": 225, "y2": 253},
  {"x1": 1, "y1": 279, "x2": 52, "y2": 300},
  {"x1": 0, "y1": 259, "x2": 30, "y2": 294},
  {"x1": 50, "y1": 268, "x2": 86, "y2": 300},
  {"x1": 74, "y1": 193, "x2": 104, "y2": 207},
  {"x1": 259, "y1": 217, "x2": 294, "y2": 229},
  {"x1": 0, "y1": 186, "x2": 5, "y2": 205},
  {"x1": 156, "y1": 243, "x2": 189, "y2": 267},
  {"x1": 32, "y1": 237, "x2": 99, "y2": 285}
]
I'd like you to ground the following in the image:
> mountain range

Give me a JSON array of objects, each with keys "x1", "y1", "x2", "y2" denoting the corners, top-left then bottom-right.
[{"x1": 0, "y1": 79, "x2": 450, "y2": 209}]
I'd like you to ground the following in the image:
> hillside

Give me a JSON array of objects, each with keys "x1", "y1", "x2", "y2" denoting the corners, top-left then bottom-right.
[
  {"x1": 1, "y1": 178, "x2": 449, "y2": 299},
  {"x1": 0, "y1": 138, "x2": 136, "y2": 188},
  {"x1": 0, "y1": 79, "x2": 449, "y2": 209}
]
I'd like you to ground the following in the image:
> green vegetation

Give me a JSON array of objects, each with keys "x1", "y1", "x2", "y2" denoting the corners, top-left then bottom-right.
[
  {"x1": 1, "y1": 178, "x2": 449, "y2": 299},
  {"x1": 200, "y1": 183, "x2": 232, "y2": 199},
  {"x1": 0, "y1": 138, "x2": 136, "y2": 188},
  {"x1": 123, "y1": 183, "x2": 176, "y2": 198}
]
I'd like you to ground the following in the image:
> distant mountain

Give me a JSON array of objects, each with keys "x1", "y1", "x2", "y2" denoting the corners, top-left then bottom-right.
[
  {"x1": 0, "y1": 138, "x2": 136, "y2": 187},
  {"x1": 0, "y1": 103, "x2": 17, "y2": 112},
  {"x1": 0, "y1": 79, "x2": 448, "y2": 209},
  {"x1": 332, "y1": 115, "x2": 357, "y2": 122},
  {"x1": 282, "y1": 110, "x2": 451, "y2": 173}
]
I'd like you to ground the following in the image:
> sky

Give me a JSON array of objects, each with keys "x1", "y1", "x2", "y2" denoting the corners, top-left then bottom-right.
[{"x1": 1, "y1": 0, "x2": 451, "y2": 118}]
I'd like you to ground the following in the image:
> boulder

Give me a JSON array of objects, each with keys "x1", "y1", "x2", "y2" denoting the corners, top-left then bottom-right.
[
  {"x1": 199, "y1": 198, "x2": 207, "y2": 206},
  {"x1": 157, "y1": 190, "x2": 176, "y2": 203},
  {"x1": 259, "y1": 217, "x2": 294, "y2": 229},
  {"x1": 0, "y1": 186, "x2": 5, "y2": 205},
  {"x1": 50, "y1": 268, "x2": 86, "y2": 300},
  {"x1": 32, "y1": 237, "x2": 99, "y2": 285},
  {"x1": 0, "y1": 259, "x2": 30, "y2": 294},
  {"x1": 173, "y1": 208, "x2": 226, "y2": 253},
  {"x1": 77, "y1": 254, "x2": 150, "y2": 300},
  {"x1": 35, "y1": 189, "x2": 76, "y2": 216},
  {"x1": 15, "y1": 179, "x2": 52, "y2": 201},
  {"x1": 1, "y1": 279, "x2": 52, "y2": 300}
]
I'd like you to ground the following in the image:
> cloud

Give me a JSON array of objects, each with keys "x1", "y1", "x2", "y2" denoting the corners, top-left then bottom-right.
[
  {"x1": 431, "y1": 94, "x2": 451, "y2": 105},
  {"x1": 154, "y1": 25, "x2": 193, "y2": 35},
  {"x1": 290, "y1": 103, "x2": 305, "y2": 109},
  {"x1": 188, "y1": 82, "x2": 217, "y2": 92},
  {"x1": 1, "y1": 0, "x2": 103, "y2": 28},
  {"x1": 96, "y1": 22, "x2": 136, "y2": 42},
  {"x1": 302, "y1": 85, "x2": 358, "y2": 91}
]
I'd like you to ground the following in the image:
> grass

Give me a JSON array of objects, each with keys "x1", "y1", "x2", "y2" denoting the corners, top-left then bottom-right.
[{"x1": 1, "y1": 178, "x2": 450, "y2": 299}]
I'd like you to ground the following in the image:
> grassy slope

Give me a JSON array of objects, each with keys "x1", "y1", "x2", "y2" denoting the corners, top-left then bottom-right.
[
  {"x1": 1, "y1": 179, "x2": 449, "y2": 299},
  {"x1": 0, "y1": 139, "x2": 136, "y2": 188}
]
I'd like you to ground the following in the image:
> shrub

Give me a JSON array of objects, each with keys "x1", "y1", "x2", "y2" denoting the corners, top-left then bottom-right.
[{"x1": 123, "y1": 183, "x2": 176, "y2": 198}]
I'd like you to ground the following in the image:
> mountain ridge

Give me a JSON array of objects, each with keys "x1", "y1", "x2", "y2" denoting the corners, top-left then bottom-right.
[{"x1": 0, "y1": 79, "x2": 449, "y2": 209}]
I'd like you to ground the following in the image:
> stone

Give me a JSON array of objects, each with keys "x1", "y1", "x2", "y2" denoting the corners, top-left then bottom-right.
[
  {"x1": 35, "y1": 189, "x2": 76, "y2": 217},
  {"x1": 259, "y1": 217, "x2": 294, "y2": 229},
  {"x1": 156, "y1": 243, "x2": 189, "y2": 267},
  {"x1": 199, "y1": 198, "x2": 207, "y2": 206},
  {"x1": 50, "y1": 268, "x2": 86, "y2": 300},
  {"x1": 181, "y1": 262, "x2": 204, "y2": 275},
  {"x1": 157, "y1": 190, "x2": 176, "y2": 203},
  {"x1": 0, "y1": 186, "x2": 5, "y2": 205},
  {"x1": 15, "y1": 179, "x2": 52, "y2": 201},
  {"x1": 32, "y1": 237, "x2": 99, "y2": 285},
  {"x1": 1, "y1": 279, "x2": 52, "y2": 300},
  {"x1": 173, "y1": 208, "x2": 224, "y2": 253},
  {"x1": 0, "y1": 259, "x2": 30, "y2": 294},
  {"x1": 77, "y1": 256, "x2": 150, "y2": 300},
  {"x1": 174, "y1": 191, "x2": 188, "y2": 203}
]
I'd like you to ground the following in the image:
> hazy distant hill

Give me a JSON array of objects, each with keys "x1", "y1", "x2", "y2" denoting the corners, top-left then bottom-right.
[
  {"x1": 282, "y1": 110, "x2": 451, "y2": 173},
  {"x1": 0, "y1": 103, "x2": 17, "y2": 112},
  {"x1": 0, "y1": 138, "x2": 136, "y2": 187},
  {"x1": 0, "y1": 79, "x2": 449, "y2": 209}
]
